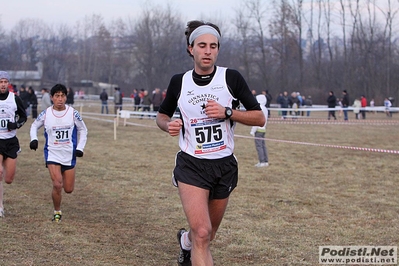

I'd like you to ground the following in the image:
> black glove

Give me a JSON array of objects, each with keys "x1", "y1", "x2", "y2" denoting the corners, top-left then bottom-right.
[
  {"x1": 7, "y1": 121, "x2": 18, "y2": 131},
  {"x1": 75, "y1": 150, "x2": 84, "y2": 157},
  {"x1": 30, "y1": 140, "x2": 38, "y2": 151}
]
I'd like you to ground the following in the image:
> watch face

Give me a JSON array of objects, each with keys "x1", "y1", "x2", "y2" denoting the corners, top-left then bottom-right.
[{"x1": 226, "y1": 107, "x2": 232, "y2": 118}]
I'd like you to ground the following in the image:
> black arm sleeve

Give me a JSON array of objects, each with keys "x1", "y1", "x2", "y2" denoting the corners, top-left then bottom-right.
[
  {"x1": 226, "y1": 69, "x2": 261, "y2": 111},
  {"x1": 14, "y1": 95, "x2": 28, "y2": 128},
  {"x1": 158, "y1": 73, "x2": 184, "y2": 118}
]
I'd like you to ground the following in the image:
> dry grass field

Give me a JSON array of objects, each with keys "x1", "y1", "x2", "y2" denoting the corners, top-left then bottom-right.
[{"x1": 0, "y1": 102, "x2": 398, "y2": 266}]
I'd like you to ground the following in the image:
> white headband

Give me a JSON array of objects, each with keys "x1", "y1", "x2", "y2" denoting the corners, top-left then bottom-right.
[
  {"x1": 0, "y1": 71, "x2": 10, "y2": 81},
  {"x1": 189, "y1": 25, "x2": 221, "y2": 44}
]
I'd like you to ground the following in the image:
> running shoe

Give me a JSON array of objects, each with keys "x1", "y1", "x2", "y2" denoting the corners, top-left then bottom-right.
[
  {"x1": 177, "y1": 228, "x2": 191, "y2": 266},
  {"x1": 0, "y1": 208, "x2": 4, "y2": 218},
  {"x1": 255, "y1": 162, "x2": 269, "y2": 167},
  {"x1": 52, "y1": 211, "x2": 62, "y2": 222}
]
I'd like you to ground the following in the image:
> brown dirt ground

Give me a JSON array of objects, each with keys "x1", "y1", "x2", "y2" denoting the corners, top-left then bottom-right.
[{"x1": 0, "y1": 103, "x2": 398, "y2": 265}]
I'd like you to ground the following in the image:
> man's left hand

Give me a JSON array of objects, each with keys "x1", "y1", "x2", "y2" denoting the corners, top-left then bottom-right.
[
  {"x1": 75, "y1": 150, "x2": 84, "y2": 157},
  {"x1": 7, "y1": 121, "x2": 17, "y2": 131}
]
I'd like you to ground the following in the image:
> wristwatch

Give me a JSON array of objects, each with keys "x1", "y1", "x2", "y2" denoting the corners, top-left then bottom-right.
[{"x1": 225, "y1": 107, "x2": 233, "y2": 119}]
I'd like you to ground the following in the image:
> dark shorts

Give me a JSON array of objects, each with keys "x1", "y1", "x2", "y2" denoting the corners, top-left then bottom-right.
[
  {"x1": 173, "y1": 151, "x2": 238, "y2": 200},
  {"x1": 46, "y1": 161, "x2": 75, "y2": 173},
  {"x1": 0, "y1": 136, "x2": 20, "y2": 159}
]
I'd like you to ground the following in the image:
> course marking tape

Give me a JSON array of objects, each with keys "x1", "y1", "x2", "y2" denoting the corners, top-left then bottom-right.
[
  {"x1": 83, "y1": 115, "x2": 158, "y2": 128},
  {"x1": 83, "y1": 114, "x2": 399, "y2": 154},
  {"x1": 267, "y1": 118, "x2": 399, "y2": 126},
  {"x1": 235, "y1": 134, "x2": 399, "y2": 155}
]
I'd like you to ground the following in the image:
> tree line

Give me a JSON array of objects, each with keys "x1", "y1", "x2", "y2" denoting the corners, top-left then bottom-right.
[{"x1": 0, "y1": 0, "x2": 398, "y2": 105}]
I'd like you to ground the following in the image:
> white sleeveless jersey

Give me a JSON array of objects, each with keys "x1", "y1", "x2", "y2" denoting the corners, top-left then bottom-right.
[
  {"x1": 30, "y1": 106, "x2": 88, "y2": 166},
  {"x1": 0, "y1": 92, "x2": 18, "y2": 139},
  {"x1": 178, "y1": 67, "x2": 236, "y2": 159}
]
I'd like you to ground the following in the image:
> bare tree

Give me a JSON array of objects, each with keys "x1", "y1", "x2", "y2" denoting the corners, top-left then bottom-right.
[
  {"x1": 74, "y1": 14, "x2": 106, "y2": 81},
  {"x1": 129, "y1": 5, "x2": 185, "y2": 91},
  {"x1": 0, "y1": 20, "x2": 10, "y2": 69},
  {"x1": 40, "y1": 24, "x2": 75, "y2": 83},
  {"x1": 2, "y1": 1, "x2": 399, "y2": 103},
  {"x1": 289, "y1": 0, "x2": 305, "y2": 91},
  {"x1": 269, "y1": 0, "x2": 300, "y2": 92},
  {"x1": 231, "y1": 3, "x2": 253, "y2": 85},
  {"x1": 7, "y1": 18, "x2": 49, "y2": 71},
  {"x1": 106, "y1": 18, "x2": 140, "y2": 92},
  {"x1": 248, "y1": 0, "x2": 270, "y2": 90},
  {"x1": 339, "y1": 0, "x2": 349, "y2": 88},
  {"x1": 378, "y1": 0, "x2": 398, "y2": 97}
]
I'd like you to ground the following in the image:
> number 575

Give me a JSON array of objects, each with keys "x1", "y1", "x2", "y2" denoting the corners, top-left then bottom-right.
[{"x1": 195, "y1": 125, "x2": 222, "y2": 144}]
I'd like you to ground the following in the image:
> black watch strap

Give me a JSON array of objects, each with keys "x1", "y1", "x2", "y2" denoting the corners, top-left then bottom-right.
[{"x1": 225, "y1": 107, "x2": 233, "y2": 119}]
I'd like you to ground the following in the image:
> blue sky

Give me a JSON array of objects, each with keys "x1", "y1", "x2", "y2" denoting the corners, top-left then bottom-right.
[{"x1": 0, "y1": 0, "x2": 242, "y2": 30}]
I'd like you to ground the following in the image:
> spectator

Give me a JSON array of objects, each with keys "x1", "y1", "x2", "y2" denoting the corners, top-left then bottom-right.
[
  {"x1": 303, "y1": 95, "x2": 313, "y2": 117},
  {"x1": 353, "y1": 97, "x2": 361, "y2": 119},
  {"x1": 100, "y1": 89, "x2": 109, "y2": 114},
  {"x1": 342, "y1": 90, "x2": 350, "y2": 121},
  {"x1": 297, "y1": 92, "x2": 303, "y2": 115},
  {"x1": 41, "y1": 88, "x2": 52, "y2": 111},
  {"x1": 277, "y1": 91, "x2": 289, "y2": 119},
  {"x1": 19, "y1": 85, "x2": 30, "y2": 117},
  {"x1": 141, "y1": 90, "x2": 151, "y2": 118},
  {"x1": 113, "y1": 87, "x2": 122, "y2": 115},
  {"x1": 327, "y1": 91, "x2": 337, "y2": 120},
  {"x1": 384, "y1": 97, "x2": 392, "y2": 117},
  {"x1": 66, "y1": 87, "x2": 74, "y2": 106},
  {"x1": 28, "y1": 87, "x2": 38, "y2": 119},
  {"x1": 262, "y1": 90, "x2": 272, "y2": 118},
  {"x1": 133, "y1": 89, "x2": 141, "y2": 111},
  {"x1": 360, "y1": 95, "x2": 367, "y2": 119},
  {"x1": 250, "y1": 94, "x2": 269, "y2": 167},
  {"x1": 370, "y1": 98, "x2": 375, "y2": 114},
  {"x1": 152, "y1": 88, "x2": 163, "y2": 112},
  {"x1": 337, "y1": 98, "x2": 343, "y2": 118},
  {"x1": 289, "y1": 92, "x2": 300, "y2": 116}
]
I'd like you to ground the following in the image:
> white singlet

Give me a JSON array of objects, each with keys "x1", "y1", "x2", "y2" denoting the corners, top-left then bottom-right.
[
  {"x1": 0, "y1": 92, "x2": 18, "y2": 139},
  {"x1": 178, "y1": 67, "x2": 235, "y2": 159},
  {"x1": 30, "y1": 106, "x2": 88, "y2": 166}
]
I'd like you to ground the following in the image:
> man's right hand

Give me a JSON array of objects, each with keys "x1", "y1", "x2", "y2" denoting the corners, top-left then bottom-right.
[{"x1": 167, "y1": 119, "x2": 183, "y2": 136}]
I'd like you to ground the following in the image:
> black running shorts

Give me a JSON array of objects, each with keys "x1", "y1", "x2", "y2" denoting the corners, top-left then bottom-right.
[
  {"x1": 173, "y1": 151, "x2": 238, "y2": 200},
  {"x1": 0, "y1": 136, "x2": 20, "y2": 159},
  {"x1": 46, "y1": 161, "x2": 75, "y2": 172}
]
